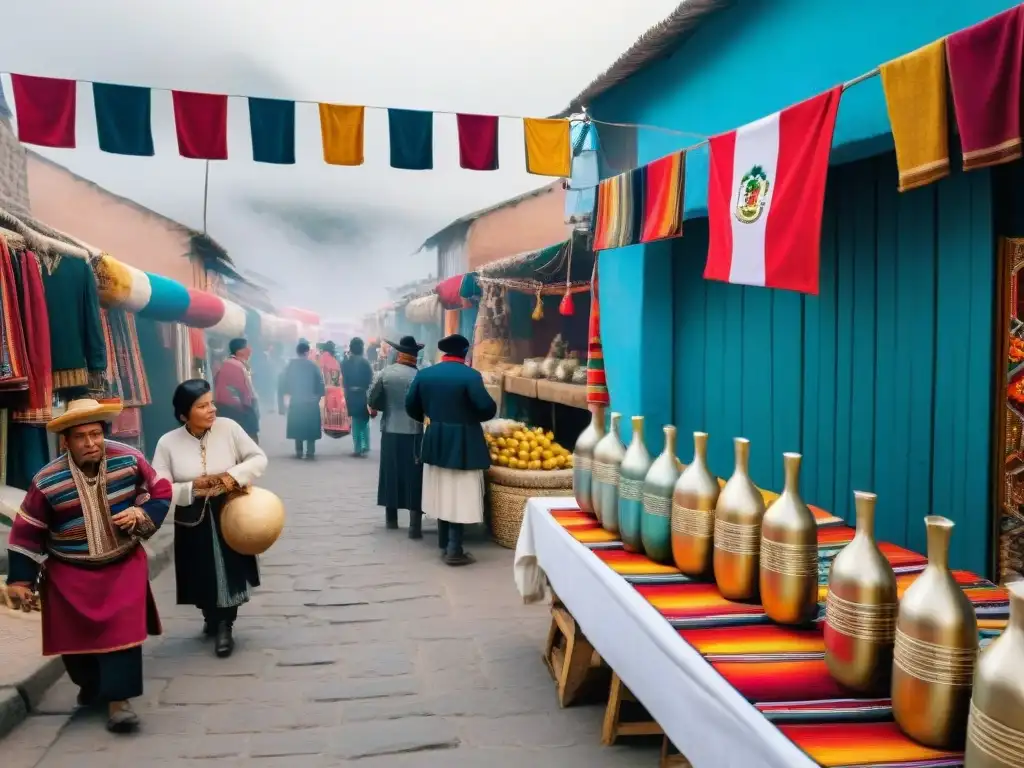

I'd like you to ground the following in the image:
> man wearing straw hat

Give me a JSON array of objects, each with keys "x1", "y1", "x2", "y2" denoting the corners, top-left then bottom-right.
[{"x1": 5, "y1": 398, "x2": 172, "y2": 733}]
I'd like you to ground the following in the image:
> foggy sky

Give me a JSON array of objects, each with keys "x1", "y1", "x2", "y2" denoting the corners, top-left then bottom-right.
[{"x1": 1, "y1": 0, "x2": 680, "y2": 318}]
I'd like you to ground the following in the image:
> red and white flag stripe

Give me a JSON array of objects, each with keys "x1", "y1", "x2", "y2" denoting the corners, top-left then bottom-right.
[{"x1": 704, "y1": 87, "x2": 842, "y2": 295}]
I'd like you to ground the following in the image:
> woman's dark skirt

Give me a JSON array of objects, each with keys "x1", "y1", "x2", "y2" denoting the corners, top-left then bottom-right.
[
  {"x1": 377, "y1": 432, "x2": 423, "y2": 511},
  {"x1": 174, "y1": 497, "x2": 260, "y2": 610}
]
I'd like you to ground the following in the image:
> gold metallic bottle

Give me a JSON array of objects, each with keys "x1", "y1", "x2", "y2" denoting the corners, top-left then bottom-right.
[
  {"x1": 759, "y1": 452, "x2": 819, "y2": 625},
  {"x1": 823, "y1": 491, "x2": 898, "y2": 694},
  {"x1": 573, "y1": 405, "x2": 606, "y2": 517},
  {"x1": 592, "y1": 413, "x2": 625, "y2": 535},
  {"x1": 965, "y1": 582, "x2": 1024, "y2": 767},
  {"x1": 641, "y1": 425, "x2": 679, "y2": 564},
  {"x1": 713, "y1": 438, "x2": 766, "y2": 601},
  {"x1": 892, "y1": 516, "x2": 978, "y2": 749},
  {"x1": 671, "y1": 432, "x2": 720, "y2": 577}
]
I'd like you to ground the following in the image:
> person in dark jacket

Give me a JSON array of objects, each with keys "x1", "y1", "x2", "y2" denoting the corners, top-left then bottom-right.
[
  {"x1": 278, "y1": 340, "x2": 325, "y2": 459},
  {"x1": 342, "y1": 337, "x2": 374, "y2": 457},
  {"x1": 405, "y1": 334, "x2": 497, "y2": 566}
]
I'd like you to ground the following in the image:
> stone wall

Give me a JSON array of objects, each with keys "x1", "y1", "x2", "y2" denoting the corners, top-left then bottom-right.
[{"x1": 0, "y1": 82, "x2": 30, "y2": 216}]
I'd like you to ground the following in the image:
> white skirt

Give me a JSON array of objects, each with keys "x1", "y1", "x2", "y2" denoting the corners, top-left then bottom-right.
[{"x1": 422, "y1": 464, "x2": 485, "y2": 524}]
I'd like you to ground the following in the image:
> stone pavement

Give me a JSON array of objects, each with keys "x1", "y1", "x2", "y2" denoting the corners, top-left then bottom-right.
[{"x1": 2, "y1": 416, "x2": 658, "y2": 767}]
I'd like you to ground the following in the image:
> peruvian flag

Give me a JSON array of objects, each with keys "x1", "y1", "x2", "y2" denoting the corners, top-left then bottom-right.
[{"x1": 704, "y1": 87, "x2": 842, "y2": 295}]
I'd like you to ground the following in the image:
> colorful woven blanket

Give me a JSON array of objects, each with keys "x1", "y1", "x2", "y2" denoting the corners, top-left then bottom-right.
[{"x1": 548, "y1": 504, "x2": 1008, "y2": 768}]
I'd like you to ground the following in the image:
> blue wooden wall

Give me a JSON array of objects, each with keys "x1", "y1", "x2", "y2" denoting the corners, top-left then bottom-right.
[{"x1": 671, "y1": 155, "x2": 995, "y2": 575}]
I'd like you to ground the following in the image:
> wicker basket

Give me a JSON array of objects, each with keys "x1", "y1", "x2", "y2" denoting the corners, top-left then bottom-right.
[{"x1": 487, "y1": 466, "x2": 572, "y2": 549}]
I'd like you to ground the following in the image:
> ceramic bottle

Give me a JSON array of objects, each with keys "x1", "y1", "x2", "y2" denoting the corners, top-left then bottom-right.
[
  {"x1": 573, "y1": 405, "x2": 606, "y2": 517},
  {"x1": 641, "y1": 426, "x2": 680, "y2": 564},
  {"x1": 592, "y1": 413, "x2": 625, "y2": 534},
  {"x1": 671, "y1": 432, "x2": 720, "y2": 576},
  {"x1": 713, "y1": 438, "x2": 766, "y2": 601},
  {"x1": 892, "y1": 516, "x2": 978, "y2": 749},
  {"x1": 964, "y1": 581, "x2": 1024, "y2": 767},
  {"x1": 759, "y1": 453, "x2": 819, "y2": 625},
  {"x1": 823, "y1": 491, "x2": 898, "y2": 694},
  {"x1": 617, "y1": 416, "x2": 650, "y2": 550}
]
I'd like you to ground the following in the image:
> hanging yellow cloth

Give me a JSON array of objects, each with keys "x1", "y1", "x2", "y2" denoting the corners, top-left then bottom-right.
[
  {"x1": 880, "y1": 40, "x2": 950, "y2": 192},
  {"x1": 523, "y1": 118, "x2": 571, "y2": 177},
  {"x1": 320, "y1": 104, "x2": 365, "y2": 166}
]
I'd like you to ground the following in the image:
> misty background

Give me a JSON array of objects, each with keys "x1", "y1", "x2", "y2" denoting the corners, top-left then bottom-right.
[{"x1": 1, "y1": 0, "x2": 679, "y2": 318}]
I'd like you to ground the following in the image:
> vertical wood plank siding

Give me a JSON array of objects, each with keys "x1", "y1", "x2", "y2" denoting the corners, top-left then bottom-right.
[{"x1": 670, "y1": 154, "x2": 995, "y2": 575}]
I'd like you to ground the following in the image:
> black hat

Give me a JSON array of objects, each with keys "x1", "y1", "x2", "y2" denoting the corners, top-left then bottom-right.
[
  {"x1": 321, "y1": 340, "x2": 337, "y2": 355},
  {"x1": 438, "y1": 333, "x2": 470, "y2": 357},
  {"x1": 386, "y1": 335, "x2": 424, "y2": 356}
]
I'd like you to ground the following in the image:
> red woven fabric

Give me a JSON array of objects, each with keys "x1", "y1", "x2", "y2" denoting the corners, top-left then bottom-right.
[
  {"x1": 183, "y1": 289, "x2": 225, "y2": 328},
  {"x1": 172, "y1": 91, "x2": 228, "y2": 159},
  {"x1": 11, "y1": 74, "x2": 77, "y2": 148},
  {"x1": 436, "y1": 275, "x2": 467, "y2": 309}
]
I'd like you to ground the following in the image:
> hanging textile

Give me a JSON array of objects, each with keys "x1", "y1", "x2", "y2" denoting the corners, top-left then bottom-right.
[
  {"x1": 586, "y1": 259, "x2": 609, "y2": 406},
  {"x1": 183, "y1": 288, "x2": 226, "y2": 328},
  {"x1": 110, "y1": 407, "x2": 142, "y2": 439},
  {"x1": 947, "y1": 5, "x2": 1024, "y2": 171},
  {"x1": 171, "y1": 91, "x2": 229, "y2": 160},
  {"x1": 94, "y1": 253, "x2": 133, "y2": 307},
  {"x1": 593, "y1": 168, "x2": 645, "y2": 250},
  {"x1": 640, "y1": 150, "x2": 685, "y2": 243},
  {"x1": 565, "y1": 122, "x2": 599, "y2": 226},
  {"x1": 99, "y1": 309, "x2": 123, "y2": 401},
  {"x1": 0, "y1": 240, "x2": 29, "y2": 393},
  {"x1": 319, "y1": 104, "x2": 365, "y2": 166},
  {"x1": 93, "y1": 83, "x2": 154, "y2": 157},
  {"x1": 388, "y1": 109, "x2": 434, "y2": 170},
  {"x1": 39, "y1": 254, "x2": 106, "y2": 391},
  {"x1": 108, "y1": 309, "x2": 151, "y2": 407},
  {"x1": 174, "y1": 324, "x2": 192, "y2": 382},
  {"x1": 138, "y1": 272, "x2": 191, "y2": 322},
  {"x1": 189, "y1": 327, "x2": 206, "y2": 361},
  {"x1": 457, "y1": 114, "x2": 499, "y2": 171},
  {"x1": 248, "y1": 97, "x2": 296, "y2": 165},
  {"x1": 11, "y1": 251, "x2": 52, "y2": 424},
  {"x1": 11, "y1": 74, "x2": 77, "y2": 148},
  {"x1": 879, "y1": 41, "x2": 950, "y2": 191},
  {"x1": 523, "y1": 118, "x2": 571, "y2": 177}
]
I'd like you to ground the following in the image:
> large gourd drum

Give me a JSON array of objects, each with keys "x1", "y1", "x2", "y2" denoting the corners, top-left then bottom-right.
[{"x1": 220, "y1": 487, "x2": 286, "y2": 556}]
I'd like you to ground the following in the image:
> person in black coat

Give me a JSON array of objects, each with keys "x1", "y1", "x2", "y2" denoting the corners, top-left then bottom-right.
[
  {"x1": 405, "y1": 334, "x2": 497, "y2": 566},
  {"x1": 341, "y1": 337, "x2": 374, "y2": 457},
  {"x1": 278, "y1": 340, "x2": 325, "y2": 459}
]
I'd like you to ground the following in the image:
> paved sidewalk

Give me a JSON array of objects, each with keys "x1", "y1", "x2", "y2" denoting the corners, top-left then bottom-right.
[{"x1": 2, "y1": 416, "x2": 657, "y2": 766}]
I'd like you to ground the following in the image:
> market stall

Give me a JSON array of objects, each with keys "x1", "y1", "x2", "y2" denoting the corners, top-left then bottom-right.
[{"x1": 515, "y1": 490, "x2": 1011, "y2": 768}]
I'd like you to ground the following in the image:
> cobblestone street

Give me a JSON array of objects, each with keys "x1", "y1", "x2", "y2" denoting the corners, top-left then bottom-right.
[{"x1": 3, "y1": 416, "x2": 657, "y2": 766}]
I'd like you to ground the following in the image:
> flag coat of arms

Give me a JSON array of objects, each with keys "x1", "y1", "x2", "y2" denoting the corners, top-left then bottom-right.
[{"x1": 704, "y1": 87, "x2": 842, "y2": 295}]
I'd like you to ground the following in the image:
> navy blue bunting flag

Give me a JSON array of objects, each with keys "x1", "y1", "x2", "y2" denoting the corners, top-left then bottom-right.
[
  {"x1": 248, "y1": 98, "x2": 296, "y2": 165},
  {"x1": 388, "y1": 109, "x2": 433, "y2": 170},
  {"x1": 93, "y1": 83, "x2": 154, "y2": 156}
]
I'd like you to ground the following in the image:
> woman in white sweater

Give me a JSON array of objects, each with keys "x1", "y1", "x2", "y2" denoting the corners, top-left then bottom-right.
[{"x1": 152, "y1": 379, "x2": 267, "y2": 658}]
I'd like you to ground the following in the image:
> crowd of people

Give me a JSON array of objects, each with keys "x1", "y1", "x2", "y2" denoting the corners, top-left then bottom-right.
[{"x1": 4, "y1": 331, "x2": 498, "y2": 734}]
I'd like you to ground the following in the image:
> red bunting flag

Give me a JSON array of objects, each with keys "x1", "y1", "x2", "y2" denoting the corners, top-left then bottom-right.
[
  {"x1": 171, "y1": 91, "x2": 228, "y2": 160},
  {"x1": 456, "y1": 114, "x2": 499, "y2": 171},
  {"x1": 11, "y1": 75, "x2": 77, "y2": 148}
]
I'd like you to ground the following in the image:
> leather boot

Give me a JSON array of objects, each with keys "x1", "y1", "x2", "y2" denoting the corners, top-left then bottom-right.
[
  {"x1": 408, "y1": 511, "x2": 423, "y2": 540},
  {"x1": 385, "y1": 507, "x2": 399, "y2": 530},
  {"x1": 215, "y1": 621, "x2": 234, "y2": 658}
]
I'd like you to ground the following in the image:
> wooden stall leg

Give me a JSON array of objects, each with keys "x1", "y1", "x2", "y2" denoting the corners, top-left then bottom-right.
[
  {"x1": 601, "y1": 672, "x2": 664, "y2": 746},
  {"x1": 557, "y1": 612, "x2": 596, "y2": 707},
  {"x1": 660, "y1": 736, "x2": 693, "y2": 767}
]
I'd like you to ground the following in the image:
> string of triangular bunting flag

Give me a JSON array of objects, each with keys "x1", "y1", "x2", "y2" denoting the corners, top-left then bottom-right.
[
  {"x1": 4, "y1": 74, "x2": 574, "y2": 176},
  {"x1": 591, "y1": 4, "x2": 1024, "y2": 299}
]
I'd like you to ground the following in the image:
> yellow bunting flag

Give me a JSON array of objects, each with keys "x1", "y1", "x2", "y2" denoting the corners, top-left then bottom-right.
[
  {"x1": 319, "y1": 104, "x2": 365, "y2": 166},
  {"x1": 523, "y1": 118, "x2": 571, "y2": 177},
  {"x1": 879, "y1": 40, "x2": 950, "y2": 192}
]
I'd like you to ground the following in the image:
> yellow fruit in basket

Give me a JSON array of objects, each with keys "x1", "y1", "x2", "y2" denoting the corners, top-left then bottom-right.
[
  {"x1": 541, "y1": 449, "x2": 554, "y2": 461},
  {"x1": 528, "y1": 449, "x2": 540, "y2": 461},
  {"x1": 532, "y1": 460, "x2": 543, "y2": 470},
  {"x1": 513, "y1": 431, "x2": 525, "y2": 441},
  {"x1": 545, "y1": 430, "x2": 554, "y2": 440},
  {"x1": 517, "y1": 460, "x2": 528, "y2": 470},
  {"x1": 507, "y1": 439, "x2": 519, "y2": 450},
  {"x1": 542, "y1": 459, "x2": 554, "y2": 470},
  {"x1": 490, "y1": 452, "x2": 498, "y2": 462},
  {"x1": 555, "y1": 455, "x2": 567, "y2": 468},
  {"x1": 497, "y1": 455, "x2": 509, "y2": 466},
  {"x1": 496, "y1": 437, "x2": 507, "y2": 448}
]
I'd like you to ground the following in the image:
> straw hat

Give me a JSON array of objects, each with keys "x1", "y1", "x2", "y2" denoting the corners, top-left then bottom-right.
[{"x1": 46, "y1": 399, "x2": 123, "y2": 434}]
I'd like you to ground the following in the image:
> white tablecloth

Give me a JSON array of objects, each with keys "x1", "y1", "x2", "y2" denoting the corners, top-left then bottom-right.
[{"x1": 513, "y1": 497, "x2": 816, "y2": 768}]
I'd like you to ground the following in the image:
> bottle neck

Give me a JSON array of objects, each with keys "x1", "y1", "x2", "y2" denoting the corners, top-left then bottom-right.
[
  {"x1": 734, "y1": 439, "x2": 750, "y2": 474},
  {"x1": 924, "y1": 516, "x2": 952, "y2": 570},
  {"x1": 782, "y1": 453, "x2": 801, "y2": 495},
  {"x1": 663, "y1": 427, "x2": 677, "y2": 457},
  {"x1": 853, "y1": 492, "x2": 876, "y2": 537}
]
